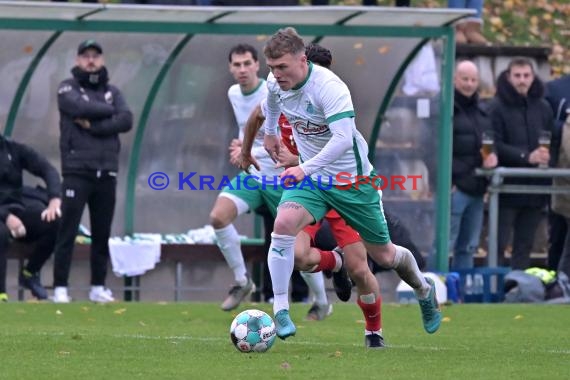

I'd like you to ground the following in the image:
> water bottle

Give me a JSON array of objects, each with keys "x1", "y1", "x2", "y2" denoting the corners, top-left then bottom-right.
[
  {"x1": 464, "y1": 274, "x2": 474, "y2": 302},
  {"x1": 474, "y1": 273, "x2": 485, "y2": 301},
  {"x1": 446, "y1": 273, "x2": 460, "y2": 303}
]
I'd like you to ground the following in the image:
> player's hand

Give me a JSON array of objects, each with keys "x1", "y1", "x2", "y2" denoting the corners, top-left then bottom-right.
[
  {"x1": 6, "y1": 214, "x2": 26, "y2": 238},
  {"x1": 280, "y1": 166, "x2": 306, "y2": 186},
  {"x1": 238, "y1": 153, "x2": 260, "y2": 174},
  {"x1": 264, "y1": 135, "x2": 281, "y2": 163},
  {"x1": 275, "y1": 143, "x2": 299, "y2": 169},
  {"x1": 74, "y1": 118, "x2": 91, "y2": 129},
  {"x1": 41, "y1": 197, "x2": 62, "y2": 222},
  {"x1": 229, "y1": 144, "x2": 242, "y2": 167}
]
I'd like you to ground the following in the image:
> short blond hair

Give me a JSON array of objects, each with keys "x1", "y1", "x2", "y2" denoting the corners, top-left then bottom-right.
[{"x1": 263, "y1": 27, "x2": 305, "y2": 59}]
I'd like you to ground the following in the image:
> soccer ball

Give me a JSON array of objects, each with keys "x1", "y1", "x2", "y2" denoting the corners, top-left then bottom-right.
[{"x1": 230, "y1": 309, "x2": 276, "y2": 353}]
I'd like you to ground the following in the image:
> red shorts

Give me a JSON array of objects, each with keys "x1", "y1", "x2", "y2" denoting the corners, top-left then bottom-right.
[{"x1": 303, "y1": 209, "x2": 361, "y2": 248}]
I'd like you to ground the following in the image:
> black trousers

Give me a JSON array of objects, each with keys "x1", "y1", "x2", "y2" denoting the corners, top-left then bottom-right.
[
  {"x1": 548, "y1": 210, "x2": 567, "y2": 271},
  {"x1": 0, "y1": 201, "x2": 59, "y2": 293},
  {"x1": 53, "y1": 173, "x2": 116, "y2": 287},
  {"x1": 497, "y1": 206, "x2": 544, "y2": 270}
]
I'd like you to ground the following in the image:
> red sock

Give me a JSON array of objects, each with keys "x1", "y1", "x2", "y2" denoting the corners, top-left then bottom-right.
[
  {"x1": 312, "y1": 249, "x2": 336, "y2": 272},
  {"x1": 357, "y1": 295, "x2": 382, "y2": 332}
]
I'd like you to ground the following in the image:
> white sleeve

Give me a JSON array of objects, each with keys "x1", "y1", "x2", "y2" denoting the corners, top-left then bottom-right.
[
  {"x1": 299, "y1": 117, "x2": 354, "y2": 176},
  {"x1": 264, "y1": 92, "x2": 280, "y2": 136}
]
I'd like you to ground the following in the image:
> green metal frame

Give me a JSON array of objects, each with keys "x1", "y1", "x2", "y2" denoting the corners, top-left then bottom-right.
[{"x1": 0, "y1": 11, "x2": 465, "y2": 272}]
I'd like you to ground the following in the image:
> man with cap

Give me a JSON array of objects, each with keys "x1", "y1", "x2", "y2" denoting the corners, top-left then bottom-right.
[{"x1": 51, "y1": 40, "x2": 133, "y2": 303}]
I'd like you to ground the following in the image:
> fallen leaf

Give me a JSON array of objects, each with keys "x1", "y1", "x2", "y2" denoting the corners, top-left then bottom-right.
[
  {"x1": 114, "y1": 308, "x2": 127, "y2": 315},
  {"x1": 514, "y1": 315, "x2": 524, "y2": 320},
  {"x1": 280, "y1": 361, "x2": 291, "y2": 370},
  {"x1": 442, "y1": 316, "x2": 451, "y2": 322},
  {"x1": 56, "y1": 310, "x2": 62, "y2": 315}
]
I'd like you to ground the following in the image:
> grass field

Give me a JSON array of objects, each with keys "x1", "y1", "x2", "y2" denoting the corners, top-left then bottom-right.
[{"x1": 0, "y1": 302, "x2": 568, "y2": 379}]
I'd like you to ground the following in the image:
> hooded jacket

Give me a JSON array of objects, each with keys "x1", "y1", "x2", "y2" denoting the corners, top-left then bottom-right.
[
  {"x1": 489, "y1": 70, "x2": 554, "y2": 208},
  {"x1": 452, "y1": 90, "x2": 493, "y2": 196},
  {"x1": 57, "y1": 66, "x2": 132, "y2": 175},
  {"x1": 0, "y1": 136, "x2": 61, "y2": 222}
]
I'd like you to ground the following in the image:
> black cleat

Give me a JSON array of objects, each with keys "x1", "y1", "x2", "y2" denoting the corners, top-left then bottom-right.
[
  {"x1": 19, "y1": 270, "x2": 48, "y2": 300},
  {"x1": 365, "y1": 333, "x2": 386, "y2": 349},
  {"x1": 332, "y1": 247, "x2": 352, "y2": 302}
]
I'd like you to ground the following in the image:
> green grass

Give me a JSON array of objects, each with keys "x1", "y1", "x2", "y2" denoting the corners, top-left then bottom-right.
[{"x1": 1, "y1": 302, "x2": 568, "y2": 379}]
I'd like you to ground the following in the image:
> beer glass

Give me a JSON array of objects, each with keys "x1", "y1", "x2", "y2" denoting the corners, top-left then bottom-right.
[
  {"x1": 481, "y1": 131, "x2": 494, "y2": 161},
  {"x1": 538, "y1": 130, "x2": 551, "y2": 168}
]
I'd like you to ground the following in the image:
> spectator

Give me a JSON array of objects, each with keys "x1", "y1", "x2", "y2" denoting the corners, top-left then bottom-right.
[
  {"x1": 448, "y1": 60, "x2": 497, "y2": 270},
  {"x1": 546, "y1": 74, "x2": 570, "y2": 277},
  {"x1": 51, "y1": 40, "x2": 133, "y2": 303},
  {"x1": 449, "y1": 0, "x2": 488, "y2": 45},
  {"x1": 0, "y1": 135, "x2": 62, "y2": 301},
  {"x1": 490, "y1": 57, "x2": 554, "y2": 269}
]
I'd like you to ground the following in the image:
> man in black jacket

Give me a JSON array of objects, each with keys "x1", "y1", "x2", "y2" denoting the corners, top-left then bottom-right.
[
  {"x1": 449, "y1": 60, "x2": 497, "y2": 270},
  {"x1": 0, "y1": 135, "x2": 61, "y2": 301},
  {"x1": 490, "y1": 57, "x2": 554, "y2": 269},
  {"x1": 544, "y1": 74, "x2": 570, "y2": 273},
  {"x1": 52, "y1": 40, "x2": 133, "y2": 303}
]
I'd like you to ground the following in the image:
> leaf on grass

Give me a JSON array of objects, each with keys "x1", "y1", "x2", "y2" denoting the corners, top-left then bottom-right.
[
  {"x1": 58, "y1": 351, "x2": 70, "y2": 356},
  {"x1": 56, "y1": 310, "x2": 63, "y2": 315},
  {"x1": 81, "y1": 307, "x2": 90, "y2": 312},
  {"x1": 139, "y1": 321, "x2": 147, "y2": 326},
  {"x1": 114, "y1": 308, "x2": 127, "y2": 315},
  {"x1": 514, "y1": 315, "x2": 524, "y2": 320},
  {"x1": 442, "y1": 317, "x2": 451, "y2": 322},
  {"x1": 280, "y1": 361, "x2": 291, "y2": 370}
]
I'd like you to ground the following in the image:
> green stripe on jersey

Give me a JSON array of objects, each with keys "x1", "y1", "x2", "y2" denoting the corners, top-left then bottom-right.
[
  {"x1": 352, "y1": 137, "x2": 363, "y2": 175},
  {"x1": 326, "y1": 110, "x2": 355, "y2": 124}
]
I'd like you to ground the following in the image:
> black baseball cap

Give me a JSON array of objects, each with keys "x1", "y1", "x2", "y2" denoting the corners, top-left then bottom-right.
[{"x1": 77, "y1": 39, "x2": 103, "y2": 55}]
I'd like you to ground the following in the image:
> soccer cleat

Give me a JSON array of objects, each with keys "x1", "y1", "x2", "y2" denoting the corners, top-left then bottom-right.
[
  {"x1": 89, "y1": 287, "x2": 115, "y2": 303},
  {"x1": 19, "y1": 270, "x2": 48, "y2": 300},
  {"x1": 52, "y1": 287, "x2": 71, "y2": 303},
  {"x1": 0, "y1": 293, "x2": 8, "y2": 302},
  {"x1": 274, "y1": 309, "x2": 296, "y2": 340},
  {"x1": 221, "y1": 277, "x2": 256, "y2": 311},
  {"x1": 365, "y1": 332, "x2": 386, "y2": 349},
  {"x1": 305, "y1": 303, "x2": 333, "y2": 321},
  {"x1": 332, "y1": 247, "x2": 352, "y2": 302},
  {"x1": 418, "y1": 277, "x2": 442, "y2": 334}
]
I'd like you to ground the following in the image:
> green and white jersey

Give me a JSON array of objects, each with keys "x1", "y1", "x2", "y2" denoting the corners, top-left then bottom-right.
[
  {"x1": 265, "y1": 63, "x2": 372, "y2": 184},
  {"x1": 227, "y1": 79, "x2": 282, "y2": 179}
]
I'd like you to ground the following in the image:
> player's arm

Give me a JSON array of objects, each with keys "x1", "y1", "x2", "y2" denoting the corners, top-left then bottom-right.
[
  {"x1": 239, "y1": 104, "x2": 265, "y2": 173},
  {"x1": 263, "y1": 87, "x2": 281, "y2": 162}
]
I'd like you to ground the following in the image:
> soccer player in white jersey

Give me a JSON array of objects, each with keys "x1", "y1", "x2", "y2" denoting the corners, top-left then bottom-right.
[
  {"x1": 210, "y1": 43, "x2": 349, "y2": 313},
  {"x1": 209, "y1": 44, "x2": 281, "y2": 311},
  {"x1": 259, "y1": 28, "x2": 442, "y2": 339}
]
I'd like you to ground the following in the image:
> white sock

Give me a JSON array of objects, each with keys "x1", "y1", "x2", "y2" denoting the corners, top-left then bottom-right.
[
  {"x1": 392, "y1": 244, "x2": 430, "y2": 299},
  {"x1": 300, "y1": 271, "x2": 328, "y2": 305},
  {"x1": 268, "y1": 233, "x2": 296, "y2": 314},
  {"x1": 215, "y1": 224, "x2": 247, "y2": 286}
]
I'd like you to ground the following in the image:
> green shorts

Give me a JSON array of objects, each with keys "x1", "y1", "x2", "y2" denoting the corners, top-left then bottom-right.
[
  {"x1": 279, "y1": 176, "x2": 390, "y2": 244},
  {"x1": 222, "y1": 174, "x2": 283, "y2": 217}
]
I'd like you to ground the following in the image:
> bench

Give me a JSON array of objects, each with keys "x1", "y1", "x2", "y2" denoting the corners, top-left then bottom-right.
[{"x1": 6, "y1": 238, "x2": 267, "y2": 301}]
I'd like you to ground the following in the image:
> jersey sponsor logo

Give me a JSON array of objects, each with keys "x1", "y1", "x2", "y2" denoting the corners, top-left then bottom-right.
[
  {"x1": 293, "y1": 120, "x2": 329, "y2": 136},
  {"x1": 305, "y1": 100, "x2": 315, "y2": 114}
]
